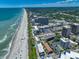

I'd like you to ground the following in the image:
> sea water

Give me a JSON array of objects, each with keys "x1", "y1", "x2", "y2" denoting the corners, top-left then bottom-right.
[{"x1": 0, "y1": 8, "x2": 23, "y2": 59}]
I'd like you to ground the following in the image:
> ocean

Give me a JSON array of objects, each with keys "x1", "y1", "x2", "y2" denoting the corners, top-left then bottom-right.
[{"x1": 0, "y1": 8, "x2": 23, "y2": 59}]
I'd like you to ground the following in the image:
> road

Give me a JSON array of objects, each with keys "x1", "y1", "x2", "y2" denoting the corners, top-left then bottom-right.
[{"x1": 6, "y1": 9, "x2": 28, "y2": 59}]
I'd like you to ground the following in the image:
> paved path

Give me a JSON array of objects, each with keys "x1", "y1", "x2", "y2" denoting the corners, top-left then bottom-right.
[{"x1": 6, "y1": 9, "x2": 28, "y2": 59}]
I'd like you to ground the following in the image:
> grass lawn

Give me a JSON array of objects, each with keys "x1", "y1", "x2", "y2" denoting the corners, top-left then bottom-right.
[{"x1": 28, "y1": 20, "x2": 37, "y2": 59}]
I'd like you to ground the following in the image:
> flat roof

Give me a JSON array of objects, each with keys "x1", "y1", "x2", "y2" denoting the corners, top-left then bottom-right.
[
  {"x1": 42, "y1": 33, "x2": 55, "y2": 40},
  {"x1": 46, "y1": 56, "x2": 53, "y2": 59},
  {"x1": 35, "y1": 36, "x2": 40, "y2": 41},
  {"x1": 37, "y1": 16, "x2": 48, "y2": 18},
  {"x1": 38, "y1": 25, "x2": 49, "y2": 28},
  {"x1": 73, "y1": 23, "x2": 79, "y2": 25},
  {"x1": 58, "y1": 51, "x2": 79, "y2": 59},
  {"x1": 37, "y1": 43, "x2": 44, "y2": 53},
  {"x1": 33, "y1": 26, "x2": 39, "y2": 30},
  {"x1": 60, "y1": 38, "x2": 69, "y2": 42},
  {"x1": 63, "y1": 25, "x2": 71, "y2": 28}
]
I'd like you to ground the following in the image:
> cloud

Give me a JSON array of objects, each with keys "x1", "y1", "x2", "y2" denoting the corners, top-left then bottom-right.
[
  {"x1": 65, "y1": 0, "x2": 74, "y2": 2},
  {"x1": 25, "y1": 0, "x2": 79, "y2": 7},
  {"x1": 56, "y1": 0, "x2": 77, "y2": 4}
]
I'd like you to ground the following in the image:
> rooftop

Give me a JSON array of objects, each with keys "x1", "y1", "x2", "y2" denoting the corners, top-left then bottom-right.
[
  {"x1": 73, "y1": 23, "x2": 79, "y2": 26},
  {"x1": 63, "y1": 25, "x2": 71, "y2": 29},
  {"x1": 58, "y1": 51, "x2": 79, "y2": 59},
  {"x1": 37, "y1": 43, "x2": 44, "y2": 53},
  {"x1": 38, "y1": 33, "x2": 55, "y2": 40},
  {"x1": 60, "y1": 38, "x2": 70, "y2": 42},
  {"x1": 33, "y1": 26, "x2": 39, "y2": 30},
  {"x1": 38, "y1": 25, "x2": 49, "y2": 29}
]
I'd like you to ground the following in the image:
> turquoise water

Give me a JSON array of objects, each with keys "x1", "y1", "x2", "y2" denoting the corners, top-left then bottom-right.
[{"x1": 0, "y1": 8, "x2": 23, "y2": 59}]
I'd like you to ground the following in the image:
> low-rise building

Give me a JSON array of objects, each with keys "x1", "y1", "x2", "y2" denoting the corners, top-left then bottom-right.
[
  {"x1": 38, "y1": 33, "x2": 55, "y2": 41},
  {"x1": 53, "y1": 26, "x2": 62, "y2": 32},
  {"x1": 34, "y1": 36, "x2": 40, "y2": 42},
  {"x1": 32, "y1": 26, "x2": 39, "y2": 31},
  {"x1": 37, "y1": 43, "x2": 45, "y2": 57},
  {"x1": 32, "y1": 26, "x2": 40, "y2": 35},
  {"x1": 51, "y1": 42, "x2": 64, "y2": 54},
  {"x1": 43, "y1": 42, "x2": 53, "y2": 54},
  {"x1": 58, "y1": 51, "x2": 79, "y2": 59},
  {"x1": 46, "y1": 56, "x2": 53, "y2": 59}
]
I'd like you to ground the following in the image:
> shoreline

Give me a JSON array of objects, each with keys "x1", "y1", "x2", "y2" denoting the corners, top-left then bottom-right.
[
  {"x1": 6, "y1": 10, "x2": 28, "y2": 59},
  {"x1": 5, "y1": 13, "x2": 23, "y2": 59}
]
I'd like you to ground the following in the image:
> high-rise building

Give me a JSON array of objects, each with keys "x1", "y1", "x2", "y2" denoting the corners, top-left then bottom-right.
[
  {"x1": 62, "y1": 26, "x2": 71, "y2": 38},
  {"x1": 35, "y1": 17, "x2": 49, "y2": 25},
  {"x1": 60, "y1": 38, "x2": 71, "y2": 49},
  {"x1": 71, "y1": 23, "x2": 79, "y2": 34}
]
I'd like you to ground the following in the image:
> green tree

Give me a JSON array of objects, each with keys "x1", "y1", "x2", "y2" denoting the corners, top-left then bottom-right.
[{"x1": 55, "y1": 32, "x2": 61, "y2": 42}]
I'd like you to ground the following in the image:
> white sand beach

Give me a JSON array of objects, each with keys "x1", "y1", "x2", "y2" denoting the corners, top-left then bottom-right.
[{"x1": 6, "y1": 9, "x2": 28, "y2": 59}]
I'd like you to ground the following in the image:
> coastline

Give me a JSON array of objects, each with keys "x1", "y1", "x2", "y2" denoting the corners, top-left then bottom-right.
[
  {"x1": 5, "y1": 9, "x2": 28, "y2": 59},
  {"x1": 5, "y1": 13, "x2": 23, "y2": 59}
]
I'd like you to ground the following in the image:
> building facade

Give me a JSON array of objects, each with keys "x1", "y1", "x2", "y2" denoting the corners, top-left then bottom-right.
[
  {"x1": 62, "y1": 26, "x2": 71, "y2": 38},
  {"x1": 71, "y1": 23, "x2": 79, "y2": 34}
]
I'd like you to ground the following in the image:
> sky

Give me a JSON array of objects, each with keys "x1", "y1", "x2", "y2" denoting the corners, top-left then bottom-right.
[
  {"x1": 0, "y1": 0, "x2": 26, "y2": 7},
  {"x1": 0, "y1": 0, "x2": 79, "y2": 7}
]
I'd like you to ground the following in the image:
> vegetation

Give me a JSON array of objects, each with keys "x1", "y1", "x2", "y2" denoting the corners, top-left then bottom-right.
[
  {"x1": 28, "y1": 16, "x2": 37, "y2": 59},
  {"x1": 26, "y1": 7, "x2": 79, "y2": 58},
  {"x1": 27, "y1": 7, "x2": 79, "y2": 23},
  {"x1": 54, "y1": 32, "x2": 61, "y2": 42},
  {"x1": 71, "y1": 35, "x2": 77, "y2": 42}
]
